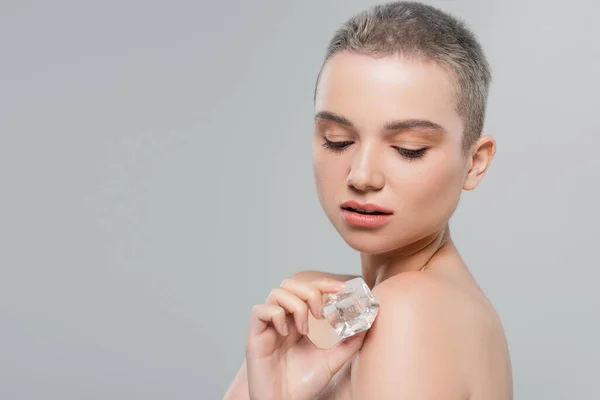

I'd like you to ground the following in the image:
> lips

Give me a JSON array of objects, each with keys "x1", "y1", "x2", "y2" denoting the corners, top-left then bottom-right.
[
  {"x1": 340, "y1": 200, "x2": 393, "y2": 215},
  {"x1": 340, "y1": 200, "x2": 393, "y2": 228}
]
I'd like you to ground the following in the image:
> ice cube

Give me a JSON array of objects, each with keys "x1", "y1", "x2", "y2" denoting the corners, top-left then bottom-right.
[{"x1": 321, "y1": 277, "x2": 379, "y2": 340}]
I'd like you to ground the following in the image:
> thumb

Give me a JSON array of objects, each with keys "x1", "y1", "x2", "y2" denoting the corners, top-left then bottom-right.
[{"x1": 320, "y1": 331, "x2": 368, "y2": 378}]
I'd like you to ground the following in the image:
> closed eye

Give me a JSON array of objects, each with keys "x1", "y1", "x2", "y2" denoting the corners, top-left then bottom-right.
[
  {"x1": 322, "y1": 139, "x2": 428, "y2": 160},
  {"x1": 393, "y1": 146, "x2": 428, "y2": 160},
  {"x1": 322, "y1": 138, "x2": 354, "y2": 152}
]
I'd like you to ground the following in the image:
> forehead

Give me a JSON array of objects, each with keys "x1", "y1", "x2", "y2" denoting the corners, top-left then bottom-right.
[{"x1": 315, "y1": 52, "x2": 463, "y2": 135}]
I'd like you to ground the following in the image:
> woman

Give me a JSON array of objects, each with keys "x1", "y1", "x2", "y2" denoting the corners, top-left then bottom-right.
[{"x1": 225, "y1": 1, "x2": 513, "y2": 399}]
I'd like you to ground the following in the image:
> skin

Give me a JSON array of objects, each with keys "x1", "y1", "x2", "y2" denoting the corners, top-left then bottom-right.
[{"x1": 225, "y1": 51, "x2": 512, "y2": 399}]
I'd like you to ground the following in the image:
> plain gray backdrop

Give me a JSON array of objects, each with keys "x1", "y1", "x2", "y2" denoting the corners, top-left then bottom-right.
[{"x1": 1, "y1": 0, "x2": 599, "y2": 399}]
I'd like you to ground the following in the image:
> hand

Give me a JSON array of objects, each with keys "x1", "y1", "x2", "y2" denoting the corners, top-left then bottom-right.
[{"x1": 245, "y1": 277, "x2": 367, "y2": 400}]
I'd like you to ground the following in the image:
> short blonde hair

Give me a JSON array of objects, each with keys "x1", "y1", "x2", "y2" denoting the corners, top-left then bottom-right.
[{"x1": 314, "y1": 1, "x2": 492, "y2": 151}]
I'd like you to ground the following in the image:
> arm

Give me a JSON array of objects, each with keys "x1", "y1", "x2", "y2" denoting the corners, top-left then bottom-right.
[
  {"x1": 223, "y1": 360, "x2": 249, "y2": 400},
  {"x1": 223, "y1": 270, "x2": 359, "y2": 400},
  {"x1": 349, "y1": 272, "x2": 471, "y2": 399}
]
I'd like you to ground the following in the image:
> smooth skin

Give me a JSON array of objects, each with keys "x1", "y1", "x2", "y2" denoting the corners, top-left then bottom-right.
[{"x1": 225, "y1": 52, "x2": 512, "y2": 399}]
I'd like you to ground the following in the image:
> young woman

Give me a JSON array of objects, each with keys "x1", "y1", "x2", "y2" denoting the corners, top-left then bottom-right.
[{"x1": 225, "y1": 2, "x2": 512, "y2": 399}]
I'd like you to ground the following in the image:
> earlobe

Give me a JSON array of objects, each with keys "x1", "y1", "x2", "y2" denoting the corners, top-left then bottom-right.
[{"x1": 463, "y1": 171, "x2": 481, "y2": 190}]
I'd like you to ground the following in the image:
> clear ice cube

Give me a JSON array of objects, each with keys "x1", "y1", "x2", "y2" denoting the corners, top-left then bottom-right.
[{"x1": 321, "y1": 277, "x2": 379, "y2": 340}]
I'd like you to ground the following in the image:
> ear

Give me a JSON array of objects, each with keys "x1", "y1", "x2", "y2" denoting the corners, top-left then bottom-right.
[{"x1": 463, "y1": 135, "x2": 496, "y2": 191}]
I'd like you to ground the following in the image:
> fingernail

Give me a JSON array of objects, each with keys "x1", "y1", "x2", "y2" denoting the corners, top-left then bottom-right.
[
  {"x1": 282, "y1": 323, "x2": 289, "y2": 336},
  {"x1": 303, "y1": 322, "x2": 309, "y2": 335}
]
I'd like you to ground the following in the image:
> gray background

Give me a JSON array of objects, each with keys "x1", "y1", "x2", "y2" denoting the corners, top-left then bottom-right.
[{"x1": 1, "y1": 0, "x2": 598, "y2": 399}]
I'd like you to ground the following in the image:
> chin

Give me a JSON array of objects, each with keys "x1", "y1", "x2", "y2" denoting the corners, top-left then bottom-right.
[{"x1": 336, "y1": 227, "x2": 409, "y2": 255}]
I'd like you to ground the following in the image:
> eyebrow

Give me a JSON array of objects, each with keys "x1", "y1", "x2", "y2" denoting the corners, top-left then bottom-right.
[{"x1": 314, "y1": 110, "x2": 447, "y2": 135}]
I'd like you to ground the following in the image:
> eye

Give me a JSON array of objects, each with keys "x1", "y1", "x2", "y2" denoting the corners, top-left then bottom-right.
[
  {"x1": 322, "y1": 137, "x2": 354, "y2": 152},
  {"x1": 393, "y1": 146, "x2": 428, "y2": 160}
]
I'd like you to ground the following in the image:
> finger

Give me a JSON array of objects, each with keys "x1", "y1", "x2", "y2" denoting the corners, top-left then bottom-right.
[
  {"x1": 266, "y1": 287, "x2": 310, "y2": 335},
  {"x1": 249, "y1": 304, "x2": 288, "y2": 337},
  {"x1": 280, "y1": 278, "x2": 346, "y2": 320},
  {"x1": 312, "y1": 278, "x2": 347, "y2": 294}
]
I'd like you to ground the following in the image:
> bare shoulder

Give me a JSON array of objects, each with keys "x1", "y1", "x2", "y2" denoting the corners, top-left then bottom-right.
[
  {"x1": 371, "y1": 269, "x2": 495, "y2": 319},
  {"x1": 349, "y1": 271, "x2": 512, "y2": 399}
]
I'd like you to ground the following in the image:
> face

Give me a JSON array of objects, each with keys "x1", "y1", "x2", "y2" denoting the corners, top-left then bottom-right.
[{"x1": 313, "y1": 52, "x2": 484, "y2": 255}]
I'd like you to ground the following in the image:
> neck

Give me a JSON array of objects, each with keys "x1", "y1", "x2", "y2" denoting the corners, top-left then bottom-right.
[{"x1": 360, "y1": 224, "x2": 459, "y2": 288}]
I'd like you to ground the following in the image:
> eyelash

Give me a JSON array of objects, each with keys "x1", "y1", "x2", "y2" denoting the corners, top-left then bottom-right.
[{"x1": 322, "y1": 138, "x2": 428, "y2": 160}]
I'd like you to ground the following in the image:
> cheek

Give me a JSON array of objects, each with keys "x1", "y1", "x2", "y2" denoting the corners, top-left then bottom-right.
[
  {"x1": 312, "y1": 149, "x2": 354, "y2": 216},
  {"x1": 313, "y1": 149, "x2": 338, "y2": 204},
  {"x1": 400, "y1": 154, "x2": 464, "y2": 215},
  {"x1": 312, "y1": 147, "x2": 325, "y2": 188}
]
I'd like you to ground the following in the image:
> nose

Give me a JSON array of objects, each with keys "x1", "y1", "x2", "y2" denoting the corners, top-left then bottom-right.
[{"x1": 346, "y1": 143, "x2": 385, "y2": 192}]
